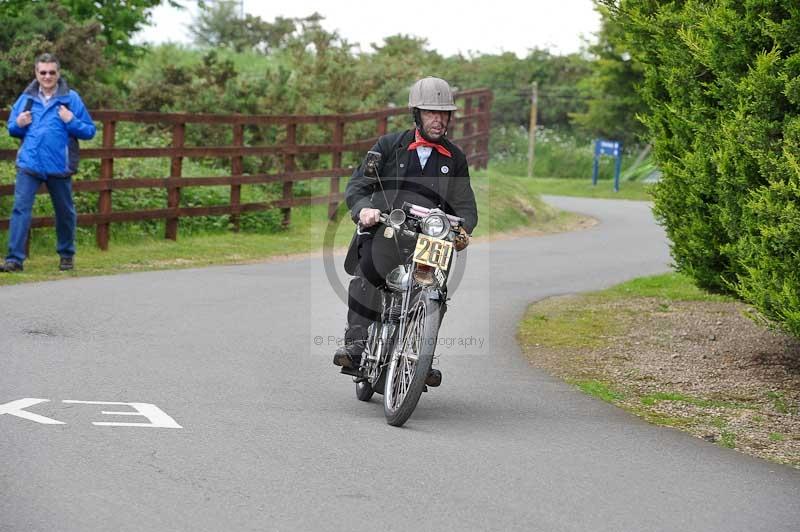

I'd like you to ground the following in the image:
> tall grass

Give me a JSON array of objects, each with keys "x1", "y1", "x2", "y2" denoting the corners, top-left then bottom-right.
[{"x1": 489, "y1": 125, "x2": 653, "y2": 180}]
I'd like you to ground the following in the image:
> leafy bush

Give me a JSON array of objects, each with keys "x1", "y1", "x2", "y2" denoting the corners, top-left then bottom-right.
[
  {"x1": 736, "y1": 174, "x2": 800, "y2": 336},
  {"x1": 571, "y1": 4, "x2": 648, "y2": 147},
  {"x1": 0, "y1": 2, "x2": 111, "y2": 107},
  {"x1": 609, "y1": 0, "x2": 800, "y2": 335}
]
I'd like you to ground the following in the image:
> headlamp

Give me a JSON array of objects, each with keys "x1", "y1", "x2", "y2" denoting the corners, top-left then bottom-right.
[{"x1": 421, "y1": 214, "x2": 449, "y2": 238}]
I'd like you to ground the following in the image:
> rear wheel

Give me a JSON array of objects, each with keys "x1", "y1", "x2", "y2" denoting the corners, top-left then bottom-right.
[{"x1": 383, "y1": 293, "x2": 440, "y2": 426}]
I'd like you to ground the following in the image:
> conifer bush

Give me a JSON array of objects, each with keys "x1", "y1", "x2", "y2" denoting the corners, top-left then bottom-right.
[{"x1": 608, "y1": 0, "x2": 800, "y2": 336}]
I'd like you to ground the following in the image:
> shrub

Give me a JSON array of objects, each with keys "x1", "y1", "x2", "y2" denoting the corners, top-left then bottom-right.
[{"x1": 610, "y1": 0, "x2": 800, "y2": 335}]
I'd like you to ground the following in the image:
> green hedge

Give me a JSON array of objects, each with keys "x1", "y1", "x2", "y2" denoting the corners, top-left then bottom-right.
[{"x1": 611, "y1": 0, "x2": 800, "y2": 336}]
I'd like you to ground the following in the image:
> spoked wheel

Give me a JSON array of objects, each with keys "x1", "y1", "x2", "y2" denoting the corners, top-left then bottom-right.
[{"x1": 383, "y1": 293, "x2": 440, "y2": 426}]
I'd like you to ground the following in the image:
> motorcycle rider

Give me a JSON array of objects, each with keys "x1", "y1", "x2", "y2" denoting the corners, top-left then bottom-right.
[{"x1": 333, "y1": 77, "x2": 478, "y2": 384}]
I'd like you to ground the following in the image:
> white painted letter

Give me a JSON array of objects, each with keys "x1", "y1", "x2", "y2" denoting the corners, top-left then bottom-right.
[
  {"x1": 62, "y1": 400, "x2": 182, "y2": 429},
  {"x1": 0, "y1": 398, "x2": 65, "y2": 425}
]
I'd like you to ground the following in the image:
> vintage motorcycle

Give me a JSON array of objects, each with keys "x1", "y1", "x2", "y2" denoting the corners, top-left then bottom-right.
[{"x1": 340, "y1": 197, "x2": 465, "y2": 426}]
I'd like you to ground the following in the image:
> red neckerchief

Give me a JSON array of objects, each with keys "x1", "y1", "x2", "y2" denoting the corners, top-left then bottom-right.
[{"x1": 407, "y1": 129, "x2": 452, "y2": 158}]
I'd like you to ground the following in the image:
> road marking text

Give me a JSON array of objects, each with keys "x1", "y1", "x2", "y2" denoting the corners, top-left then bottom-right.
[{"x1": 0, "y1": 398, "x2": 182, "y2": 428}]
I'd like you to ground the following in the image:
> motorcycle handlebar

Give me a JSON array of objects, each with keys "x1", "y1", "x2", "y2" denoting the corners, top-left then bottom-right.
[
  {"x1": 403, "y1": 202, "x2": 464, "y2": 227},
  {"x1": 356, "y1": 203, "x2": 462, "y2": 236}
]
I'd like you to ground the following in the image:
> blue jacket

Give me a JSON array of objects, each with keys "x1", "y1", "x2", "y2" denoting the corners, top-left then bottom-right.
[{"x1": 7, "y1": 78, "x2": 96, "y2": 177}]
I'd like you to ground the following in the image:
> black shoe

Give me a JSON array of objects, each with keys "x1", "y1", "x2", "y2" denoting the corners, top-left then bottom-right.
[
  {"x1": 0, "y1": 260, "x2": 23, "y2": 273},
  {"x1": 333, "y1": 342, "x2": 364, "y2": 369},
  {"x1": 59, "y1": 257, "x2": 74, "y2": 271},
  {"x1": 425, "y1": 368, "x2": 442, "y2": 387}
]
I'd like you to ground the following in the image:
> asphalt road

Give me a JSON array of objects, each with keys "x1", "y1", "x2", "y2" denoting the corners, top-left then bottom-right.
[{"x1": 1, "y1": 196, "x2": 798, "y2": 532}]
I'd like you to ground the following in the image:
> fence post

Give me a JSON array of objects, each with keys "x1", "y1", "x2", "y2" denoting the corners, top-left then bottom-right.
[
  {"x1": 282, "y1": 122, "x2": 296, "y2": 228},
  {"x1": 97, "y1": 119, "x2": 116, "y2": 250},
  {"x1": 478, "y1": 92, "x2": 492, "y2": 169},
  {"x1": 462, "y1": 96, "x2": 474, "y2": 160},
  {"x1": 165, "y1": 122, "x2": 185, "y2": 241},
  {"x1": 377, "y1": 116, "x2": 388, "y2": 136},
  {"x1": 527, "y1": 82, "x2": 538, "y2": 178},
  {"x1": 231, "y1": 124, "x2": 244, "y2": 232},
  {"x1": 329, "y1": 121, "x2": 344, "y2": 219}
]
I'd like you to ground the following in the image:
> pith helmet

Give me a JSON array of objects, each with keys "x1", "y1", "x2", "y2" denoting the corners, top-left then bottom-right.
[{"x1": 408, "y1": 77, "x2": 457, "y2": 111}]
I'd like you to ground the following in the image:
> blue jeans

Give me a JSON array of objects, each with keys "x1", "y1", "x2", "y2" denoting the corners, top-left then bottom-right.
[{"x1": 6, "y1": 169, "x2": 76, "y2": 264}]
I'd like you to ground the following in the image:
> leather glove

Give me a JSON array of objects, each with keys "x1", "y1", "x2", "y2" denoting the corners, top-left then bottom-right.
[{"x1": 454, "y1": 226, "x2": 470, "y2": 251}]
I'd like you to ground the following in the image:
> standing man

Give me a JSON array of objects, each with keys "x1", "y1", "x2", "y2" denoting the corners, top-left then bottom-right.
[
  {"x1": 333, "y1": 76, "x2": 477, "y2": 386},
  {"x1": 3, "y1": 53, "x2": 96, "y2": 272}
]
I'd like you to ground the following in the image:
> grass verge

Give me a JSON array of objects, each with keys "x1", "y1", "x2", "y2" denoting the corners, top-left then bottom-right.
[
  {"x1": 483, "y1": 166, "x2": 654, "y2": 201},
  {"x1": 518, "y1": 272, "x2": 800, "y2": 468}
]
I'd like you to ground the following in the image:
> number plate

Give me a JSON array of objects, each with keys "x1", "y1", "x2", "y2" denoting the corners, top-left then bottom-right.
[{"x1": 413, "y1": 235, "x2": 453, "y2": 271}]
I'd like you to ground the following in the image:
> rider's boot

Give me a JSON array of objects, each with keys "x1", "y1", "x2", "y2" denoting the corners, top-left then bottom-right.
[{"x1": 333, "y1": 325, "x2": 367, "y2": 369}]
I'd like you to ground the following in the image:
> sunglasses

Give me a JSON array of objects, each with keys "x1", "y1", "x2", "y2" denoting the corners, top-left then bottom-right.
[{"x1": 37, "y1": 70, "x2": 58, "y2": 76}]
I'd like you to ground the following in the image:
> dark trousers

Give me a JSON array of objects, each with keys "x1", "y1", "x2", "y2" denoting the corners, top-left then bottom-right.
[
  {"x1": 6, "y1": 169, "x2": 76, "y2": 264},
  {"x1": 345, "y1": 230, "x2": 412, "y2": 343}
]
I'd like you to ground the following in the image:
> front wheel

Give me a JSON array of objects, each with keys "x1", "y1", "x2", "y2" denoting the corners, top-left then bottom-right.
[{"x1": 383, "y1": 293, "x2": 440, "y2": 426}]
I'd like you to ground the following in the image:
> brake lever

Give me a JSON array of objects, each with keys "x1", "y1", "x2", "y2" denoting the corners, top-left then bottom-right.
[{"x1": 356, "y1": 213, "x2": 389, "y2": 235}]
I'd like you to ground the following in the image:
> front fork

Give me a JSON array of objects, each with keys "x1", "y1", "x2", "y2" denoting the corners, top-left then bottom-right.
[
  {"x1": 368, "y1": 269, "x2": 448, "y2": 381},
  {"x1": 362, "y1": 292, "x2": 396, "y2": 383}
]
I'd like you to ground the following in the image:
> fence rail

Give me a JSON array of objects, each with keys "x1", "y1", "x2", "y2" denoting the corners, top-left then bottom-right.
[{"x1": 0, "y1": 88, "x2": 492, "y2": 250}]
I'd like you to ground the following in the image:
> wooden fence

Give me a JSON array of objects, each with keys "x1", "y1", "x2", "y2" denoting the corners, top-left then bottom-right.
[{"x1": 0, "y1": 88, "x2": 492, "y2": 250}]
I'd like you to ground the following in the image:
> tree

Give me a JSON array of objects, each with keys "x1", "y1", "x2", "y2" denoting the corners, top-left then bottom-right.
[
  {"x1": 62, "y1": 0, "x2": 175, "y2": 63},
  {"x1": 571, "y1": 2, "x2": 648, "y2": 146},
  {"x1": 189, "y1": 2, "x2": 299, "y2": 53},
  {"x1": 2, "y1": 0, "x2": 173, "y2": 66},
  {"x1": 358, "y1": 34, "x2": 444, "y2": 109},
  {"x1": 0, "y1": 2, "x2": 110, "y2": 107},
  {"x1": 439, "y1": 48, "x2": 592, "y2": 131},
  {"x1": 0, "y1": 0, "x2": 174, "y2": 106},
  {"x1": 605, "y1": 0, "x2": 800, "y2": 336}
]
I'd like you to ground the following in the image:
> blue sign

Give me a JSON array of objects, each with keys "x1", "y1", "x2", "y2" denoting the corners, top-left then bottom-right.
[{"x1": 592, "y1": 139, "x2": 623, "y2": 192}]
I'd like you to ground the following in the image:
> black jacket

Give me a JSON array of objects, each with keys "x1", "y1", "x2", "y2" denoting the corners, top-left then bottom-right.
[{"x1": 343, "y1": 129, "x2": 478, "y2": 275}]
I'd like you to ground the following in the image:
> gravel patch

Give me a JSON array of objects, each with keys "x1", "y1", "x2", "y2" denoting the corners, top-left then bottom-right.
[{"x1": 521, "y1": 296, "x2": 800, "y2": 468}]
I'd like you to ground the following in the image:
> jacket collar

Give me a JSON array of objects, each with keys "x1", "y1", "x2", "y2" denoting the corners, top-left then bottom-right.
[
  {"x1": 395, "y1": 129, "x2": 454, "y2": 179},
  {"x1": 23, "y1": 78, "x2": 70, "y2": 99}
]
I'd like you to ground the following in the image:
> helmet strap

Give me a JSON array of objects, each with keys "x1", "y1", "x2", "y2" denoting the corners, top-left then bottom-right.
[{"x1": 412, "y1": 108, "x2": 451, "y2": 144}]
